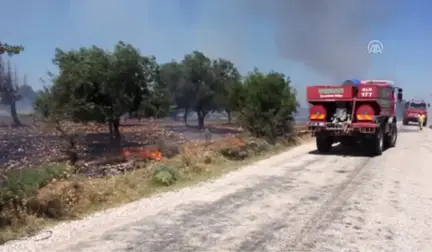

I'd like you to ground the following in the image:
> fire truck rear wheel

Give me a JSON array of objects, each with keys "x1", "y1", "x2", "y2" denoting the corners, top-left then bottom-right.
[
  {"x1": 316, "y1": 135, "x2": 333, "y2": 153},
  {"x1": 370, "y1": 129, "x2": 384, "y2": 156},
  {"x1": 403, "y1": 119, "x2": 408, "y2": 125},
  {"x1": 384, "y1": 123, "x2": 397, "y2": 148}
]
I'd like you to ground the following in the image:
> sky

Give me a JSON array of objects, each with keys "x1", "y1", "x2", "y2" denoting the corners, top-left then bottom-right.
[{"x1": 2, "y1": 0, "x2": 432, "y2": 107}]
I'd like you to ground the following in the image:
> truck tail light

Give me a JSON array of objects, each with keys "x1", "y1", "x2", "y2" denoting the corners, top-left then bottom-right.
[
  {"x1": 356, "y1": 104, "x2": 375, "y2": 121},
  {"x1": 310, "y1": 105, "x2": 326, "y2": 120}
]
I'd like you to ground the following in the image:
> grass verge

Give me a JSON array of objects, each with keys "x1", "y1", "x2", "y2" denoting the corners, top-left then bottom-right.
[{"x1": 0, "y1": 133, "x2": 313, "y2": 244}]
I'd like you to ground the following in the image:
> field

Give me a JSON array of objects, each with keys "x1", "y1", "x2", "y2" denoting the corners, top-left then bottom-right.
[{"x1": 0, "y1": 115, "x2": 245, "y2": 172}]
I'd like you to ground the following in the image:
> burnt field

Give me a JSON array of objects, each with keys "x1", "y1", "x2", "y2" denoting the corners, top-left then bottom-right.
[{"x1": 0, "y1": 115, "x2": 243, "y2": 170}]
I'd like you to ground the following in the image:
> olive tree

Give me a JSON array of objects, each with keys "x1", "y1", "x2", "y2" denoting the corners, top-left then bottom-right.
[
  {"x1": 230, "y1": 69, "x2": 299, "y2": 143},
  {"x1": 35, "y1": 41, "x2": 156, "y2": 144}
]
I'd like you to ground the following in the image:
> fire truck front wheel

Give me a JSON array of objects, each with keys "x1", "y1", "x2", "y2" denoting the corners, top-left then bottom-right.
[
  {"x1": 316, "y1": 135, "x2": 333, "y2": 153},
  {"x1": 424, "y1": 117, "x2": 428, "y2": 127}
]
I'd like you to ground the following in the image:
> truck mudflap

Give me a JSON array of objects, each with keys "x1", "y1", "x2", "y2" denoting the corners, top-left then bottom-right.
[{"x1": 309, "y1": 122, "x2": 378, "y2": 135}]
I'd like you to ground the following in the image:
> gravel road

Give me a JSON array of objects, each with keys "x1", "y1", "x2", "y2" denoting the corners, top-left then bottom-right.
[{"x1": 2, "y1": 123, "x2": 432, "y2": 252}]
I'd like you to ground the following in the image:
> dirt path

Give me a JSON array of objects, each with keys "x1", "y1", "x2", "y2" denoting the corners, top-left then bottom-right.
[{"x1": 3, "y1": 123, "x2": 432, "y2": 252}]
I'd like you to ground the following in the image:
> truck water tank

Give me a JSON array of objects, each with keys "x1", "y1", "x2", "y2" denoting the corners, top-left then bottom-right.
[{"x1": 342, "y1": 79, "x2": 361, "y2": 87}]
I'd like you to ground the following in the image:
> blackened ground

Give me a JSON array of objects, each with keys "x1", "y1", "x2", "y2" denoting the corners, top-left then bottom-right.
[{"x1": 0, "y1": 115, "x2": 243, "y2": 169}]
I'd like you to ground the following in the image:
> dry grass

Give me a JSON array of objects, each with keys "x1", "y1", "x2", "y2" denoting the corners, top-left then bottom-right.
[{"x1": 0, "y1": 130, "x2": 313, "y2": 244}]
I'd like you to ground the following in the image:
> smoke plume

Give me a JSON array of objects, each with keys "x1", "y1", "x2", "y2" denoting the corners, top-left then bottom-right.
[
  {"x1": 241, "y1": 0, "x2": 395, "y2": 82},
  {"x1": 66, "y1": 0, "x2": 396, "y2": 83}
]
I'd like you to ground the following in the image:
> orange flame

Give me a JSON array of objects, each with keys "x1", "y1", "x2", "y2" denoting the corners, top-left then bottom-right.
[
  {"x1": 121, "y1": 148, "x2": 163, "y2": 161},
  {"x1": 148, "y1": 150, "x2": 163, "y2": 161},
  {"x1": 225, "y1": 137, "x2": 245, "y2": 147}
]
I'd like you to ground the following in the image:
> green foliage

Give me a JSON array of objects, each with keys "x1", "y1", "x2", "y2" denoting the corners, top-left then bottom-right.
[
  {"x1": 158, "y1": 52, "x2": 240, "y2": 128},
  {"x1": 153, "y1": 165, "x2": 177, "y2": 186},
  {"x1": 219, "y1": 138, "x2": 271, "y2": 160},
  {"x1": 139, "y1": 66, "x2": 172, "y2": 118},
  {"x1": 159, "y1": 61, "x2": 186, "y2": 110},
  {"x1": 245, "y1": 138, "x2": 271, "y2": 154},
  {"x1": 34, "y1": 41, "x2": 165, "y2": 142},
  {"x1": 180, "y1": 51, "x2": 217, "y2": 128},
  {"x1": 230, "y1": 69, "x2": 299, "y2": 143},
  {"x1": 212, "y1": 58, "x2": 241, "y2": 118},
  {"x1": 34, "y1": 41, "x2": 299, "y2": 142},
  {"x1": 220, "y1": 147, "x2": 249, "y2": 160},
  {"x1": 0, "y1": 42, "x2": 24, "y2": 56},
  {"x1": 45, "y1": 42, "x2": 152, "y2": 122},
  {"x1": 33, "y1": 86, "x2": 55, "y2": 118},
  {"x1": 0, "y1": 164, "x2": 72, "y2": 206}
]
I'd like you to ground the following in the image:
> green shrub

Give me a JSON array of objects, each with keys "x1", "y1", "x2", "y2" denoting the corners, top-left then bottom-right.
[
  {"x1": 202, "y1": 151, "x2": 213, "y2": 164},
  {"x1": 245, "y1": 138, "x2": 270, "y2": 154},
  {"x1": 153, "y1": 165, "x2": 177, "y2": 186},
  {"x1": 0, "y1": 164, "x2": 72, "y2": 207},
  {"x1": 228, "y1": 70, "x2": 298, "y2": 143},
  {"x1": 220, "y1": 147, "x2": 249, "y2": 160}
]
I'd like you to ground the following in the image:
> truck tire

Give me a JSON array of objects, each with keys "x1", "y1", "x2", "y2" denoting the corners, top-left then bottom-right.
[
  {"x1": 403, "y1": 118, "x2": 408, "y2": 125},
  {"x1": 424, "y1": 117, "x2": 427, "y2": 127},
  {"x1": 384, "y1": 123, "x2": 397, "y2": 148},
  {"x1": 316, "y1": 135, "x2": 332, "y2": 153},
  {"x1": 370, "y1": 129, "x2": 384, "y2": 156}
]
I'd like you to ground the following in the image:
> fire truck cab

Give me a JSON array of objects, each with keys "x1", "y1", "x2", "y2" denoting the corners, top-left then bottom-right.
[{"x1": 403, "y1": 99, "x2": 430, "y2": 126}]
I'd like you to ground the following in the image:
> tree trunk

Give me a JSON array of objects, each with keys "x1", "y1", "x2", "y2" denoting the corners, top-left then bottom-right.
[
  {"x1": 226, "y1": 109, "x2": 232, "y2": 124},
  {"x1": 112, "y1": 118, "x2": 121, "y2": 146},
  {"x1": 9, "y1": 101, "x2": 21, "y2": 126},
  {"x1": 183, "y1": 108, "x2": 189, "y2": 126},
  {"x1": 55, "y1": 122, "x2": 78, "y2": 165},
  {"x1": 108, "y1": 121, "x2": 114, "y2": 141},
  {"x1": 197, "y1": 112, "x2": 205, "y2": 129},
  {"x1": 172, "y1": 111, "x2": 178, "y2": 121}
]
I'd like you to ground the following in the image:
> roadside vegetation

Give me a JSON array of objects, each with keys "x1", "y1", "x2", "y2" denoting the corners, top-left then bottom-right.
[{"x1": 0, "y1": 41, "x2": 308, "y2": 243}]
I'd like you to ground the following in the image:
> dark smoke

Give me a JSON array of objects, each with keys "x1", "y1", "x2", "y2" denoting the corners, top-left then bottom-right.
[{"x1": 241, "y1": 0, "x2": 396, "y2": 82}]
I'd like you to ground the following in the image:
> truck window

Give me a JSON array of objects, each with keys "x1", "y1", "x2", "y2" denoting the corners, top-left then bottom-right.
[{"x1": 409, "y1": 103, "x2": 426, "y2": 109}]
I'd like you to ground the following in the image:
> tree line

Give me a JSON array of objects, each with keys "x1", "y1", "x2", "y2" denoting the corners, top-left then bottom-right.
[{"x1": 1, "y1": 41, "x2": 299, "y2": 144}]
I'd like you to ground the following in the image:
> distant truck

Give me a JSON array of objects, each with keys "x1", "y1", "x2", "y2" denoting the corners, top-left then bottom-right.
[
  {"x1": 307, "y1": 79, "x2": 403, "y2": 156},
  {"x1": 402, "y1": 99, "x2": 430, "y2": 126}
]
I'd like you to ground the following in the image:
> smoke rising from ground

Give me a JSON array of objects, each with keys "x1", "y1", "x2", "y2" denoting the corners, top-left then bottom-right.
[{"x1": 239, "y1": 0, "x2": 395, "y2": 82}]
